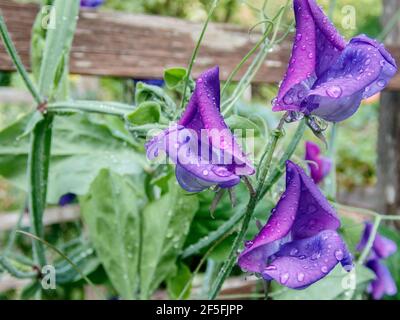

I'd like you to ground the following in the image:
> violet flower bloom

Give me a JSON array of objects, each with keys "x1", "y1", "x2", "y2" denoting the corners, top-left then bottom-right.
[
  {"x1": 238, "y1": 161, "x2": 352, "y2": 289},
  {"x1": 357, "y1": 222, "x2": 397, "y2": 299},
  {"x1": 80, "y1": 0, "x2": 103, "y2": 8},
  {"x1": 145, "y1": 66, "x2": 255, "y2": 192},
  {"x1": 272, "y1": 0, "x2": 397, "y2": 122},
  {"x1": 305, "y1": 141, "x2": 331, "y2": 184},
  {"x1": 134, "y1": 79, "x2": 165, "y2": 87},
  {"x1": 58, "y1": 193, "x2": 76, "y2": 206}
]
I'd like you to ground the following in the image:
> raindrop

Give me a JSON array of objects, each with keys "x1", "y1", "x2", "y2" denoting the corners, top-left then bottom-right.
[
  {"x1": 308, "y1": 53, "x2": 314, "y2": 59},
  {"x1": 377, "y1": 79, "x2": 386, "y2": 87},
  {"x1": 311, "y1": 252, "x2": 320, "y2": 260},
  {"x1": 283, "y1": 95, "x2": 294, "y2": 105},
  {"x1": 297, "y1": 272, "x2": 305, "y2": 282},
  {"x1": 321, "y1": 266, "x2": 328, "y2": 273},
  {"x1": 265, "y1": 265, "x2": 277, "y2": 271},
  {"x1": 212, "y1": 166, "x2": 231, "y2": 177},
  {"x1": 202, "y1": 169, "x2": 209, "y2": 176},
  {"x1": 326, "y1": 85, "x2": 342, "y2": 98},
  {"x1": 245, "y1": 240, "x2": 254, "y2": 248},
  {"x1": 296, "y1": 34, "x2": 302, "y2": 41},
  {"x1": 280, "y1": 273, "x2": 290, "y2": 284},
  {"x1": 290, "y1": 248, "x2": 299, "y2": 256},
  {"x1": 334, "y1": 250, "x2": 344, "y2": 261},
  {"x1": 364, "y1": 58, "x2": 371, "y2": 66}
]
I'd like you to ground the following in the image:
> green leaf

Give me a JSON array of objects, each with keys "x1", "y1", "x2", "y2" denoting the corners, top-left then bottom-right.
[
  {"x1": 164, "y1": 67, "x2": 187, "y2": 89},
  {"x1": 54, "y1": 242, "x2": 100, "y2": 284},
  {"x1": 272, "y1": 264, "x2": 375, "y2": 300},
  {"x1": 140, "y1": 179, "x2": 199, "y2": 299},
  {"x1": 135, "y1": 82, "x2": 176, "y2": 119},
  {"x1": 125, "y1": 101, "x2": 161, "y2": 125},
  {"x1": 20, "y1": 281, "x2": 41, "y2": 300},
  {"x1": 0, "y1": 113, "x2": 146, "y2": 204},
  {"x1": 225, "y1": 114, "x2": 262, "y2": 137},
  {"x1": 38, "y1": 0, "x2": 79, "y2": 99},
  {"x1": 166, "y1": 262, "x2": 192, "y2": 300},
  {"x1": 80, "y1": 169, "x2": 142, "y2": 299}
]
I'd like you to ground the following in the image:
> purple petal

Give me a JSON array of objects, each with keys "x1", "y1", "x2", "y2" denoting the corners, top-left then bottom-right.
[
  {"x1": 179, "y1": 66, "x2": 254, "y2": 177},
  {"x1": 58, "y1": 193, "x2": 76, "y2": 206},
  {"x1": 238, "y1": 161, "x2": 340, "y2": 274},
  {"x1": 273, "y1": 0, "x2": 346, "y2": 112},
  {"x1": 305, "y1": 141, "x2": 332, "y2": 184},
  {"x1": 357, "y1": 222, "x2": 397, "y2": 259},
  {"x1": 80, "y1": 0, "x2": 103, "y2": 8},
  {"x1": 238, "y1": 162, "x2": 301, "y2": 273},
  {"x1": 263, "y1": 230, "x2": 352, "y2": 289},
  {"x1": 305, "y1": 36, "x2": 397, "y2": 122},
  {"x1": 366, "y1": 259, "x2": 397, "y2": 300},
  {"x1": 273, "y1": 0, "x2": 317, "y2": 112},
  {"x1": 291, "y1": 161, "x2": 340, "y2": 240}
]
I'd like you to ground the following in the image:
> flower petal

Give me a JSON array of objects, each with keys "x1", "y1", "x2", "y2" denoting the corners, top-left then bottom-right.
[
  {"x1": 357, "y1": 222, "x2": 397, "y2": 259},
  {"x1": 262, "y1": 230, "x2": 352, "y2": 289},
  {"x1": 273, "y1": 0, "x2": 346, "y2": 112},
  {"x1": 366, "y1": 259, "x2": 397, "y2": 300},
  {"x1": 305, "y1": 36, "x2": 397, "y2": 122},
  {"x1": 305, "y1": 141, "x2": 332, "y2": 184},
  {"x1": 179, "y1": 66, "x2": 254, "y2": 176},
  {"x1": 238, "y1": 161, "x2": 301, "y2": 273},
  {"x1": 291, "y1": 161, "x2": 340, "y2": 240},
  {"x1": 238, "y1": 160, "x2": 340, "y2": 274},
  {"x1": 273, "y1": 0, "x2": 317, "y2": 112}
]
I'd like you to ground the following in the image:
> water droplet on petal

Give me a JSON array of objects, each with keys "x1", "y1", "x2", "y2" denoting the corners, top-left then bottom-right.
[
  {"x1": 321, "y1": 266, "x2": 328, "y2": 273},
  {"x1": 326, "y1": 85, "x2": 342, "y2": 98},
  {"x1": 280, "y1": 273, "x2": 290, "y2": 284},
  {"x1": 377, "y1": 79, "x2": 386, "y2": 87},
  {"x1": 265, "y1": 265, "x2": 277, "y2": 271},
  {"x1": 297, "y1": 272, "x2": 305, "y2": 282},
  {"x1": 290, "y1": 248, "x2": 299, "y2": 256},
  {"x1": 244, "y1": 240, "x2": 254, "y2": 248},
  {"x1": 365, "y1": 58, "x2": 371, "y2": 66},
  {"x1": 334, "y1": 250, "x2": 344, "y2": 261},
  {"x1": 202, "y1": 169, "x2": 209, "y2": 176},
  {"x1": 296, "y1": 34, "x2": 302, "y2": 41},
  {"x1": 311, "y1": 252, "x2": 321, "y2": 260},
  {"x1": 212, "y1": 166, "x2": 231, "y2": 177}
]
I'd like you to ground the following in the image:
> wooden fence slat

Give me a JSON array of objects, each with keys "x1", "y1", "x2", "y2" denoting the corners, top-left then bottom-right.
[{"x1": 0, "y1": 0, "x2": 399, "y2": 89}]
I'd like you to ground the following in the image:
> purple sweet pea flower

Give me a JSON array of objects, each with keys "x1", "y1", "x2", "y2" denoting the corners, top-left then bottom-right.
[
  {"x1": 80, "y1": 0, "x2": 103, "y2": 8},
  {"x1": 357, "y1": 222, "x2": 397, "y2": 299},
  {"x1": 145, "y1": 66, "x2": 255, "y2": 192},
  {"x1": 238, "y1": 160, "x2": 352, "y2": 289},
  {"x1": 272, "y1": 0, "x2": 397, "y2": 122},
  {"x1": 305, "y1": 141, "x2": 331, "y2": 184},
  {"x1": 134, "y1": 79, "x2": 165, "y2": 87},
  {"x1": 58, "y1": 193, "x2": 76, "y2": 206}
]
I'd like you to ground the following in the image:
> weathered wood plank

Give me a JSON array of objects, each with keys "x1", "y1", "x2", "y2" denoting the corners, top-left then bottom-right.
[
  {"x1": 377, "y1": 0, "x2": 400, "y2": 221},
  {"x1": 0, "y1": 0, "x2": 399, "y2": 89},
  {"x1": 0, "y1": 0, "x2": 289, "y2": 83}
]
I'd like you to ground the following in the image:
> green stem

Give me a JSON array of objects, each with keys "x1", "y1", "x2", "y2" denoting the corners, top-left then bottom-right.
[
  {"x1": 327, "y1": 123, "x2": 338, "y2": 200},
  {"x1": 358, "y1": 216, "x2": 381, "y2": 265},
  {"x1": 258, "y1": 118, "x2": 306, "y2": 200},
  {"x1": 27, "y1": 115, "x2": 54, "y2": 267},
  {"x1": 180, "y1": 0, "x2": 219, "y2": 110},
  {"x1": 181, "y1": 119, "x2": 305, "y2": 259},
  {"x1": 47, "y1": 100, "x2": 133, "y2": 117},
  {"x1": 208, "y1": 115, "x2": 286, "y2": 300},
  {"x1": 220, "y1": 21, "x2": 274, "y2": 98},
  {"x1": 221, "y1": 2, "x2": 289, "y2": 116},
  {"x1": 0, "y1": 15, "x2": 43, "y2": 104}
]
